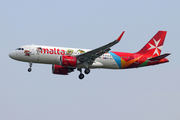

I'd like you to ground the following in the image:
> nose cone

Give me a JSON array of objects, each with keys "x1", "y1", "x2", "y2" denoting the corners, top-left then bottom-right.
[{"x1": 9, "y1": 52, "x2": 15, "y2": 59}]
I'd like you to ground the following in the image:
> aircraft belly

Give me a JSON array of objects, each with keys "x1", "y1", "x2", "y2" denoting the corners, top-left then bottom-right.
[
  {"x1": 95, "y1": 58, "x2": 119, "y2": 69},
  {"x1": 22, "y1": 54, "x2": 57, "y2": 64},
  {"x1": 89, "y1": 61, "x2": 103, "y2": 68}
]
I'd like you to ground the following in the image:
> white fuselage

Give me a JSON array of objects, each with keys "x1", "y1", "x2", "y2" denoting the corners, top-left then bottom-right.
[
  {"x1": 8, "y1": 31, "x2": 170, "y2": 79},
  {"x1": 9, "y1": 45, "x2": 120, "y2": 69}
]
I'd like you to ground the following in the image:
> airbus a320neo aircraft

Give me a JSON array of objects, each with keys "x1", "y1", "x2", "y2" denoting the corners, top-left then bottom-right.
[{"x1": 9, "y1": 31, "x2": 170, "y2": 79}]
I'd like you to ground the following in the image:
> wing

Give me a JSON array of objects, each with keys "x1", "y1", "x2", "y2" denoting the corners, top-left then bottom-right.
[{"x1": 76, "y1": 31, "x2": 125, "y2": 65}]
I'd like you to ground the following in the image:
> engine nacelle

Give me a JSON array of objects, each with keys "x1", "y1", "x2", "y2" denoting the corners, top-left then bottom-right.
[
  {"x1": 60, "y1": 55, "x2": 77, "y2": 67},
  {"x1": 52, "y1": 65, "x2": 74, "y2": 75}
]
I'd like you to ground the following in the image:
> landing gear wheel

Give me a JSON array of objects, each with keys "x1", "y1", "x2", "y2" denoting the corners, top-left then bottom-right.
[
  {"x1": 84, "y1": 68, "x2": 90, "y2": 74},
  {"x1": 28, "y1": 68, "x2": 32, "y2": 72},
  {"x1": 28, "y1": 62, "x2": 32, "y2": 72},
  {"x1": 79, "y1": 74, "x2": 84, "y2": 79}
]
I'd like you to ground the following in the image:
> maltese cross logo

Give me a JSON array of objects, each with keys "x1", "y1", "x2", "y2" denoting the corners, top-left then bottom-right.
[{"x1": 148, "y1": 38, "x2": 163, "y2": 56}]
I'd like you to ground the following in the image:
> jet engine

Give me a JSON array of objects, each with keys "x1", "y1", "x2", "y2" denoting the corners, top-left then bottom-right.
[
  {"x1": 52, "y1": 65, "x2": 74, "y2": 75},
  {"x1": 60, "y1": 55, "x2": 78, "y2": 67}
]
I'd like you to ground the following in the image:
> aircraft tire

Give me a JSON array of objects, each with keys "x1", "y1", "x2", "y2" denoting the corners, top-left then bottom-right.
[
  {"x1": 28, "y1": 68, "x2": 32, "y2": 72},
  {"x1": 79, "y1": 74, "x2": 84, "y2": 79},
  {"x1": 84, "y1": 68, "x2": 90, "y2": 74}
]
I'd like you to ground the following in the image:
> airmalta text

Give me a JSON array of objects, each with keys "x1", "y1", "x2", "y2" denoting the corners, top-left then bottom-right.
[{"x1": 41, "y1": 48, "x2": 65, "y2": 55}]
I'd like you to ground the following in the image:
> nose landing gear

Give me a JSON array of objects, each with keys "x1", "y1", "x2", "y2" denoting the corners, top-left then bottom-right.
[
  {"x1": 28, "y1": 68, "x2": 32, "y2": 72},
  {"x1": 28, "y1": 62, "x2": 32, "y2": 72}
]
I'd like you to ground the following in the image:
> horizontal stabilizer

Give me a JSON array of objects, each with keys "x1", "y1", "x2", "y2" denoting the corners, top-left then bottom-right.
[{"x1": 148, "y1": 53, "x2": 171, "y2": 61}]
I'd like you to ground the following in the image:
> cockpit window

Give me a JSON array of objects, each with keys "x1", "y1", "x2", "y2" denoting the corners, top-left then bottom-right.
[{"x1": 15, "y1": 48, "x2": 24, "y2": 50}]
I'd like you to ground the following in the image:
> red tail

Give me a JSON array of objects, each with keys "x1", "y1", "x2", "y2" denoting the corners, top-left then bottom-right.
[{"x1": 136, "y1": 31, "x2": 167, "y2": 58}]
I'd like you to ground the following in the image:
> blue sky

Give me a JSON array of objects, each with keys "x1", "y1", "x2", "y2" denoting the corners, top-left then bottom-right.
[{"x1": 0, "y1": 0, "x2": 180, "y2": 120}]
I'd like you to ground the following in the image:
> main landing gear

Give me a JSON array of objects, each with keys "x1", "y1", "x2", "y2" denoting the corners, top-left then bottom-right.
[
  {"x1": 85, "y1": 68, "x2": 90, "y2": 74},
  {"x1": 28, "y1": 62, "x2": 32, "y2": 72},
  {"x1": 77, "y1": 68, "x2": 91, "y2": 79},
  {"x1": 79, "y1": 73, "x2": 84, "y2": 79}
]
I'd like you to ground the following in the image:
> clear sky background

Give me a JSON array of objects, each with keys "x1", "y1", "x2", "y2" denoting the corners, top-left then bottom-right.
[{"x1": 0, "y1": 0, "x2": 180, "y2": 120}]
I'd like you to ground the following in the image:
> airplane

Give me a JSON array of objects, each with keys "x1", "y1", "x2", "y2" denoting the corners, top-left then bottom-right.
[{"x1": 9, "y1": 31, "x2": 170, "y2": 79}]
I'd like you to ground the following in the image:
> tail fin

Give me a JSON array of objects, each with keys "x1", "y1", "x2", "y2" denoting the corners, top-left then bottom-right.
[{"x1": 136, "y1": 31, "x2": 167, "y2": 57}]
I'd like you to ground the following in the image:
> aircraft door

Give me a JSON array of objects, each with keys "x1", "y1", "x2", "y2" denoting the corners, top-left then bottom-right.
[
  {"x1": 36, "y1": 46, "x2": 42, "y2": 61},
  {"x1": 34, "y1": 46, "x2": 42, "y2": 61},
  {"x1": 30, "y1": 45, "x2": 35, "y2": 55}
]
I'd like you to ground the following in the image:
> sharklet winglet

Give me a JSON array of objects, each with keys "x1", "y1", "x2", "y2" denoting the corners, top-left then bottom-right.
[{"x1": 117, "y1": 31, "x2": 125, "y2": 41}]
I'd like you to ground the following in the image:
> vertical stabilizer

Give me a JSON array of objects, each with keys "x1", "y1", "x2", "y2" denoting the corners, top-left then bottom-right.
[{"x1": 136, "y1": 31, "x2": 167, "y2": 57}]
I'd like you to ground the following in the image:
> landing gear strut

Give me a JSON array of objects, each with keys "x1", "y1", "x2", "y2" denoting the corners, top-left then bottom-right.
[
  {"x1": 77, "y1": 68, "x2": 84, "y2": 79},
  {"x1": 84, "y1": 62, "x2": 90, "y2": 75},
  {"x1": 28, "y1": 62, "x2": 32, "y2": 72}
]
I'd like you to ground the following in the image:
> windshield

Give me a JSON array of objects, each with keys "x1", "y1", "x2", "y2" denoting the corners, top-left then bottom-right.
[{"x1": 15, "y1": 48, "x2": 24, "y2": 50}]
